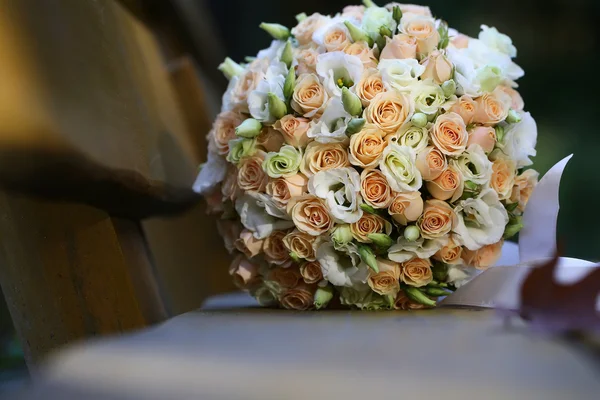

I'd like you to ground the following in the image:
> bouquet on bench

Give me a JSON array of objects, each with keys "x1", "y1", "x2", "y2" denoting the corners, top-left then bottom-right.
[{"x1": 195, "y1": 1, "x2": 538, "y2": 310}]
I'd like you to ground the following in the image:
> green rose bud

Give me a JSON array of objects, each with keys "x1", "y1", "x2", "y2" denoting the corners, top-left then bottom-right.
[
  {"x1": 360, "y1": 203, "x2": 379, "y2": 215},
  {"x1": 235, "y1": 118, "x2": 262, "y2": 138},
  {"x1": 367, "y1": 233, "x2": 394, "y2": 250},
  {"x1": 267, "y1": 92, "x2": 288, "y2": 120},
  {"x1": 281, "y1": 40, "x2": 294, "y2": 69},
  {"x1": 362, "y1": 0, "x2": 377, "y2": 7},
  {"x1": 346, "y1": 118, "x2": 366, "y2": 135},
  {"x1": 343, "y1": 21, "x2": 374, "y2": 47},
  {"x1": 259, "y1": 23, "x2": 291, "y2": 40},
  {"x1": 437, "y1": 21, "x2": 449, "y2": 50},
  {"x1": 289, "y1": 252, "x2": 301, "y2": 263},
  {"x1": 314, "y1": 285, "x2": 335, "y2": 310},
  {"x1": 392, "y1": 6, "x2": 402, "y2": 25},
  {"x1": 464, "y1": 180, "x2": 478, "y2": 192},
  {"x1": 244, "y1": 56, "x2": 256, "y2": 63},
  {"x1": 431, "y1": 262, "x2": 448, "y2": 282},
  {"x1": 404, "y1": 225, "x2": 420, "y2": 241},
  {"x1": 504, "y1": 201, "x2": 519, "y2": 212},
  {"x1": 332, "y1": 225, "x2": 353, "y2": 247},
  {"x1": 262, "y1": 145, "x2": 302, "y2": 178},
  {"x1": 442, "y1": 79, "x2": 457, "y2": 97},
  {"x1": 494, "y1": 125, "x2": 505, "y2": 143},
  {"x1": 506, "y1": 109, "x2": 522, "y2": 124},
  {"x1": 477, "y1": 65, "x2": 503, "y2": 92},
  {"x1": 379, "y1": 25, "x2": 393, "y2": 38},
  {"x1": 424, "y1": 287, "x2": 451, "y2": 297},
  {"x1": 295, "y1": 12, "x2": 307, "y2": 23},
  {"x1": 218, "y1": 57, "x2": 245, "y2": 80},
  {"x1": 503, "y1": 215, "x2": 523, "y2": 239},
  {"x1": 411, "y1": 112, "x2": 428, "y2": 128},
  {"x1": 226, "y1": 138, "x2": 256, "y2": 164},
  {"x1": 283, "y1": 68, "x2": 296, "y2": 100},
  {"x1": 341, "y1": 87, "x2": 363, "y2": 116},
  {"x1": 405, "y1": 287, "x2": 437, "y2": 307},
  {"x1": 357, "y1": 245, "x2": 379, "y2": 273}
]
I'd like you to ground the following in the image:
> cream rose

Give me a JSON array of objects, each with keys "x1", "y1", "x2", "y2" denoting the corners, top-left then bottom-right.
[
  {"x1": 237, "y1": 152, "x2": 268, "y2": 192},
  {"x1": 287, "y1": 194, "x2": 334, "y2": 236},
  {"x1": 229, "y1": 254, "x2": 260, "y2": 289},
  {"x1": 467, "y1": 126, "x2": 496, "y2": 153},
  {"x1": 349, "y1": 124, "x2": 386, "y2": 168},
  {"x1": 473, "y1": 88, "x2": 511, "y2": 125},
  {"x1": 418, "y1": 199, "x2": 455, "y2": 239},
  {"x1": 399, "y1": 257, "x2": 433, "y2": 287},
  {"x1": 451, "y1": 34, "x2": 470, "y2": 49},
  {"x1": 300, "y1": 261, "x2": 324, "y2": 284},
  {"x1": 394, "y1": 3, "x2": 432, "y2": 17},
  {"x1": 394, "y1": 124, "x2": 429, "y2": 154},
  {"x1": 368, "y1": 258, "x2": 401, "y2": 296},
  {"x1": 268, "y1": 266, "x2": 302, "y2": 289},
  {"x1": 266, "y1": 174, "x2": 308, "y2": 207},
  {"x1": 321, "y1": 23, "x2": 351, "y2": 52},
  {"x1": 210, "y1": 111, "x2": 244, "y2": 155},
  {"x1": 427, "y1": 165, "x2": 463, "y2": 201},
  {"x1": 388, "y1": 192, "x2": 424, "y2": 225},
  {"x1": 235, "y1": 229, "x2": 264, "y2": 258},
  {"x1": 360, "y1": 169, "x2": 395, "y2": 209},
  {"x1": 400, "y1": 16, "x2": 440, "y2": 56},
  {"x1": 356, "y1": 69, "x2": 386, "y2": 107},
  {"x1": 433, "y1": 236, "x2": 463, "y2": 265},
  {"x1": 283, "y1": 229, "x2": 317, "y2": 261},
  {"x1": 498, "y1": 85, "x2": 524, "y2": 111},
  {"x1": 491, "y1": 157, "x2": 517, "y2": 201},
  {"x1": 432, "y1": 111, "x2": 468, "y2": 156},
  {"x1": 350, "y1": 213, "x2": 393, "y2": 243},
  {"x1": 416, "y1": 146, "x2": 447, "y2": 181},
  {"x1": 296, "y1": 45, "x2": 322, "y2": 75},
  {"x1": 256, "y1": 127, "x2": 285, "y2": 152},
  {"x1": 510, "y1": 169, "x2": 539, "y2": 212},
  {"x1": 342, "y1": 5, "x2": 366, "y2": 21},
  {"x1": 449, "y1": 95, "x2": 477, "y2": 125},
  {"x1": 280, "y1": 283, "x2": 316, "y2": 310},
  {"x1": 291, "y1": 73, "x2": 329, "y2": 118},
  {"x1": 273, "y1": 115, "x2": 311, "y2": 148},
  {"x1": 223, "y1": 62, "x2": 265, "y2": 112},
  {"x1": 292, "y1": 13, "x2": 329, "y2": 45},
  {"x1": 365, "y1": 91, "x2": 413, "y2": 135},
  {"x1": 300, "y1": 141, "x2": 350, "y2": 177},
  {"x1": 380, "y1": 143, "x2": 422, "y2": 192},
  {"x1": 263, "y1": 230, "x2": 291, "y2": 265},
  {"x1": 379, "y1": 34, "x2": 418, "y2": 60},
  {"x1": 462, "y1": 240, "x2": 503, "y2": 270},
  {"x1": 421, "y1": 50, "x2": 453, "y2": 84},
  {"x1": 344, "y1": 41, "x2": 377, "y2": 69}
]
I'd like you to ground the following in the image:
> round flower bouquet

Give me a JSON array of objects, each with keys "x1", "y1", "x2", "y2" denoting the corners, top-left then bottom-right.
[{"x1": 195, "y1": 1, "x2": 539, "y2": 310}]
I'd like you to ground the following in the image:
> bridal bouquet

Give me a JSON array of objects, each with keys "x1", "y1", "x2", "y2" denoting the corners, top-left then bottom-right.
[{"x1": 195, "y1": 1, "x2": 539, "y2": 310}]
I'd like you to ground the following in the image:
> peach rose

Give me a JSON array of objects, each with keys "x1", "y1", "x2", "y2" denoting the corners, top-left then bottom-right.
[
  {"x1": 393, "y1": 3, "x2": 433, "y2": 17},
  {"x1": 322, "y1": 25, "x2": 351, "y2": 52},
  {"x1": 473, "y1": 89, "x2": 511, "y2": 125},
  {"x1": 274, "y1": 115, "x2": 311, "y2": 148},
  {"x1": 350, "y1": 213, "x2": 392, "y2": 243},
  {"x1": 342, "y1": 5, "x2": 366, "y2": 21},
  {"x1": 210, "y1": 111, "x2": 244, "y2": 155},
  {"x1": 365, "y1": 91, "x2": 413, "y2": 135},
  {"x1": 204, "y1": 187, "x2": 225, "y2": 214},
  {"x1": 280, "y1": 283, "x2": 316, "y2": 310},
  {"x1": 256, "y1": 127, "x2": 285, "y2": 152},
  {"x1": 491, "y1": 158, "x2": 517, "y2": 201},
  {"x1": 368, "y1": 258, "x2": 401, "y2": 296},
  {"x1": 300, "y1": 141, "x2": 350, "y2": 177},
  {"x1": 416, "y1": 146, "x2": 447, "y2": 181},
  {"x1": 300, "y1": 261, "x2": 324, "y2": 284},
  {"x1": 497, "y1": 85, "x2": 524, "y2": 111},
  {"x1": 432, "y1": 112, "x2": 468, "y2": 156},
  {"x1": 283, "y1": 229, "x2": 317, "y2": 261},
  {"x1": 221, "y1": 165, "x2": 241, "y2": 202},
  {"x1": 263, "y1": 230, "x2": 291, "y2": 265},
  {"x1": 266, "y1": 174, "x2": 308, "y2": 206},
  {"x1": 379, "y1": 34, "x2": 417, "y2": 60},
  {"x1": 418, "y1": 199, "x2": 455, "y2": 239},
  {"x1": 433, "y1": 236, "x2": 463, "y2": 265},
  {"x1": 401, "y1": 17, "x2": 440, "y2": 56},
  {"x1": 462, "y1": 240, "x2": 503, "y2": 270},
  {"x1": 421, "y1": 50, "x2": 453, "y2": 84},
  {"x1": 268, "y1": 266, "x2": 302, "y2": 289},
  {"x1": 451, "y1": 34, "x2": 470, "y2": 49},
  {"x1": 237, "y1": 152, "x2": 268, "y2": 192},
  {"x1": 291, "y1": 73, "x2": 329, "y2": 118},
  {"x1": 344, "y1": 41, "x2": 377, "y2": 68},
  {"x1": 288, "y1": 195, "x2": 334, "y2": 236},
  {"x1": 394, "y1": 290, "x2": 430, "y2": 310},
  {"x1": 349, "y1": 124, "x2": 386, "y2": 168},
  {"x1": 227, "y1": 66, "x2": 264, "y2": 110},
  {"x1": 399, "y1": 257, "x2": 433, "y2": 287},
  {"x1": 510, "y1": 169, "x2": 539, "y2": 212},
  {"x1": 449, "y1": 95, "x2": 477, "y2": 125},
  {"x1": 292, "y1": 13, "x2": 328, "y2": 45},
  {"x1": 388, "y1": 192, "x2": 424, "y2": 225},
  {"x1": 360, "y1": 169, "x2": 395, "y2": 209},
  {"x1": 229, "y1": 254, "x2": 260, "y2": 289},
  {"x1": 356, "y1": 69, "x2": 386, "y2": 107},
  {"x1": 467, "y1": 126, "x2": 496, "y2": 153},
  {"x1": 296, "y1": 46, "x2": 321, "y2": 75},
  {"x1": 235, "y1": 229, "x2": 264, "y2": 258},
  {"x1": 426, "y1": 165, "x2": 463, "y2": 201}
]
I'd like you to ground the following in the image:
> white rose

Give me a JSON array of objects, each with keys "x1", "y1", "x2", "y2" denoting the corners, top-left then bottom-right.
[
  {"x1": 450, "y1": 144, "x2": 493, "y2": 185},
  {"x1": 235, "y1": 194, "x2": 294, "y2": 239},
  {"x1": 388, "y1": 236, "x2": 448, "y2": 263},
  {"x1": 411, "y1": 80, "x2": 446, "y2": 115},
  {"x1": 308, "y1": 167, "x2": 363, "y2": 223},
  {"x1": 306, "y1": 97, "x2": 352, "y2": 143},
  {"x1": 361, "y1": 6, "x2": 397, "y2": 40},
  {"x1": 479, "y1": 25, "x2": 517, "y2": 58},
  {"x1": 380, "y1": 143, "x2": 422, "y2": 192},
  {"x1": 316, "y1": 52, "x2": 364, "y2": 97},
  {"x1": 193, "y1": 150, "x2": 227, "y2": 195},
  {"x1": 247, "y1": 61, "x2": 287, "y2": 123},
  {"x1": 499, "y1": 111, "x2": 537, "y2": 168},
  {"x1": 316, "y1": 241, "x2": 369, "y2": 287},
  {"x1": 453, "y1": 188, "x2": 509, "y2": 250},
  {"x1": 397, "y1": 124, "x2": 430, "y2": 153},
  {"x1": 378, "y1": 58, "x2": 425, "y2": 93}
]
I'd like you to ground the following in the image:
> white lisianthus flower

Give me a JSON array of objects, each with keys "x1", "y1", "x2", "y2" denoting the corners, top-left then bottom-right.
[
  {"x1": 256, "y1": 40, "x2": 288, "y2": 62},
  {"x1": 308, "y1": 167, "x2": 363, "y2": 223},
  {"x1": 316, "y1": 52, "x2": 364, "y2": 97},
  {"x1": 380, "y1": 143, "x2": 422, "y2": 192},
  {"x1": 306, "y1": 97, "x2": 352, "y2": 143},
  {"x1": 479, "y1": 25, "x2": 517, "y2": 58},
  {"x1": 447, "y1": 264, "x2": 480, "y2": 288},
  {"x1": 378, "y1": 58, "x2": 425, "y2": 93},
  {"x1": 235, "y1": 194, "x2": 295, "y2": 239},
  {"x1": 339, "y1": 285, "x2": 388, "y2": 310},
  {"x1": 499, "y1": 112, "x2": 537, "y2": 168},
  {"x1": 248, "y1": 192, "x2": 291, "y2": 220},
  {"x1": 451, "y1": 144, "x2": 493, "y2": 185},
  {"x1": 361, "y1": 5, "x2": 397, "y2": 40},
  {"x1": 247, "y1": 61, "x2": 287, "y2": 123},
  {"x1": 411, "y1": 80, "x2": 446, "y2": 115},
  {"x1": 316, "y1": 241, "x2": 369, "y2": 287},
  {"x1": 398, "y1": 124, "x2": 430, "y2": 153},
  {"x1": 453, "y1": 188, "x2": 509, "y2": 251},
  {"x1": 193, "y1": 150, "x2": 227, "y2": 195},
  {"x1": 388, "y1": 236, "x2": 448, "y2": 263}
]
